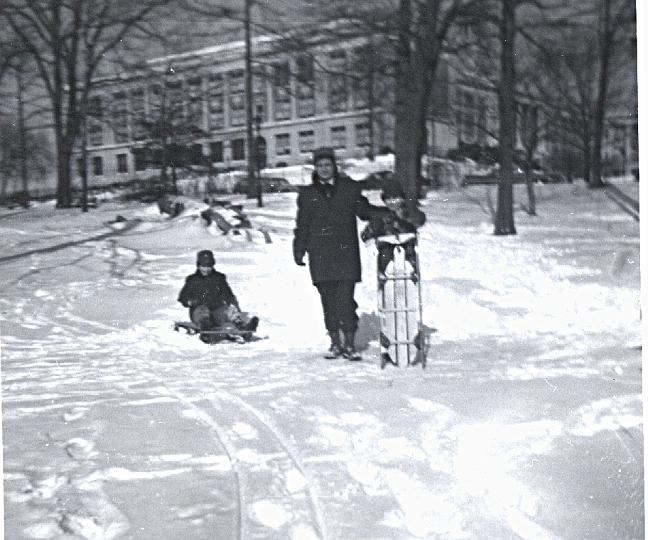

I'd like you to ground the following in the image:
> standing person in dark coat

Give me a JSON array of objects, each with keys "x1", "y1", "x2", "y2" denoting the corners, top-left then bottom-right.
[
  {"x1": 178, "y1": 250, "x2": 259, "y2": 332},
  {"x1": 293, "y1": 147, "x2": 384, "y2": 360}
]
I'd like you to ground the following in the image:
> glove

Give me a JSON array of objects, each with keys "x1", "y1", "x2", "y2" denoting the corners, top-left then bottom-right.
[
  {"x1": 360, "y1": 227, "x2": 371, "y2": 243},
  {"x1": 293, "y1": 249, "x2": 306, "y2": 266},
  {"x1": 227, "y1": 304, "x2": 243, "y2": 323}
]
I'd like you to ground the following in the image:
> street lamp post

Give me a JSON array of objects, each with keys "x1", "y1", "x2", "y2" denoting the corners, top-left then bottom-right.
[{"x1": 254, "y1": 105, "x2": 264, "y2": 207}]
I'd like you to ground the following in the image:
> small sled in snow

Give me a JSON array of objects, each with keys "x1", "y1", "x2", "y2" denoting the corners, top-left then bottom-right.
[
  {"x1": 174, "y1": 321, "x2": 255, "y2": 344},
  {"x1": 375, "y1": 233, "x2": 426, "y2": 369}
]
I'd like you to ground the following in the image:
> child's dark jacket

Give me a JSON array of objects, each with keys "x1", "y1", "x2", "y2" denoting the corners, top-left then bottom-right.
[
  {"x1": 178, "y1": 270, "x2": 239, "y2": 310},
  {"x1": 361, "y1": 206, "x2": 426, "y2": 242}
]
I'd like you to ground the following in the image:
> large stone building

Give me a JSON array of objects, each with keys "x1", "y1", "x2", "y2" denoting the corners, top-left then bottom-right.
[{"x1": 78, "y1": 35, "x2": 482, "y2": 187}]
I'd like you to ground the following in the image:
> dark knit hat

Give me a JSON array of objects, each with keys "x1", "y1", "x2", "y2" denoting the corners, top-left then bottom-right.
[
  {"x1": 196, "y1": 249, "x2": 215, "y2": 266},
  {"x1": 313, "y1": 146, "x2": 336, "y2": 164},
  {"x1": 381, "y1": 177, "x2": 405, "y2": 200}
]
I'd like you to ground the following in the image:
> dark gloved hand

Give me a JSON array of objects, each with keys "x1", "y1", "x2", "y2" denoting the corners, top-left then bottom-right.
[{"x1": 293, "y1": 250, "x2": 306, "y2": 266}]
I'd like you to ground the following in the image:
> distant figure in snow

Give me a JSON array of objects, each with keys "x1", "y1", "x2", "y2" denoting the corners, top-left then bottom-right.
[
  {"x1": 361, "y1": 176, "x2": 426, "y2": 282},
  {"x1": 293, "y1": 146, "x2": 385, "y2": 361},
  {"x1": 178, "y1": 250, "x2": 259, "y2": 332}
]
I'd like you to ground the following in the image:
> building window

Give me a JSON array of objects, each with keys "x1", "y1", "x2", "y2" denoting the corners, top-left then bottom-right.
[
  {"x1": 331, "y1": 125, "x2": 347, "y2": 150},
  {"x1": 208, "y1": 73, "x2": 225, "y2": 130},
  {"x1": 298, "y1": 130, "x2": 315, "y2": 153},
  {"x1": 148, "y1": 84, "x2": 162, "y2": 124},
  {"x1": 457, "y1": 90, "x2": 481, "y2": 143},
  {"x1": 117, "y1": 153, "x2": 128, "y2": 173},
  {"x1": 88, "y1": 95, "x2": 103, "y2": 147},
  {"x1": 228, "y1": 70, "x2": 245, "y2": 127},
  {"x1": 430, "y1": 59, "x2": 450, "y2": 120},
  {"x1": 477, "y1": 97, "x2": 487, "y2": 143},
  {"x1": 355, "y1": 123, "x2": 370, "y2": 147},
  {"x1": 275, "y1": 133, "x2": 291, "y2": 155},
  {"x1": 92, "y1": 156, "x2": 103, "y2": 176},
  {"x1": 296, "y1": 55, "x2": 315, "y2": 118},
  {"x1": 253, "y1": 68, "x2": 267, "y2": 123},
  {"x1": 272, "y1": 62, "x2": 292, "y2": 121},
  {"x1": 131, "y1": 88, "x2": 146, "y2": 141},
  {"x1": 232, "y1": 138, "x2": 245, "y2": 161},
  {"x1": 166, "y1": 79, "x2": 184, "y2": 123},
  {"x1": 190, "y1": 143, "x2": 203, "y2": 165},
  {"x1": 133, "y1": 148, "x2": 147, "y2": 171},
  {"x1": 351, "y1": 46, "x2": 372, "y2": 109},
  {"x1": 187, "y1": 76, "x2": 203, "y2": 130},
  {"x1": 113, "y1": 92, "x2": 129, "y2": 143},
  {"x1": 328, "y1": 50, "x2": 348, "y2": 113},
  {"x1": 518, "y1": 102, "x2": 538, "y2": 147},
  {"x1": 210, "y1": 141, "x2": 223, "y2": 162}
]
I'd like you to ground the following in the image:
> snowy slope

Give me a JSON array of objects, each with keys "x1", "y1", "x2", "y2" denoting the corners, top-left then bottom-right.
[{"x1": 1, "y1": 182, "x2": 642, "y2": 539}]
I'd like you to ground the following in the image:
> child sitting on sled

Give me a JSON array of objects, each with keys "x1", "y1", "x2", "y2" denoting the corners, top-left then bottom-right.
[
  {"x1": 360, "y1": 176, "x2": 426, "y2": 282},
  {"x1": 178, "y1": 250, "x2": 259, "y2": 332}
]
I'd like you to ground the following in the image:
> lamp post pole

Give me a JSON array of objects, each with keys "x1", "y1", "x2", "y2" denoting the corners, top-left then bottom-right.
[
  {"x1": 244, "y1": 0, "x2": 259, "y2": 205},
  {"x1": 254, "y1": 106, "x2": 263, "y2": 207}
]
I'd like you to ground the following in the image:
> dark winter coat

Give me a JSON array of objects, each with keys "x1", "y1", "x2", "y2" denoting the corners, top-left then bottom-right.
[
  {"x1": 361, "y1": 205, "x2": 426, "y2": 241},
  {"x1": 178, "y1": 270, "x2": 239, "y2": 310},
  {"x1": 293, "y1": 173, "x2": 382, "y2": 284}
]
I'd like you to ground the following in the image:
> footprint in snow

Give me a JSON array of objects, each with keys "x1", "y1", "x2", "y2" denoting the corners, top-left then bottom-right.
[
  {"x1": 62, "y1": 406, "x2": 89, "y2": 422},
  {"x1": 23, "y1": 521, "x2": 62, "y2": 539},
  {"x1": 176, "y1": 502, "x2": 216, "y2": 520},
  {"x1": 65, "y1": 438, "x2": 98, "y2": 461},
  {"x1": 24, "y1": 474, "x2": 68, "y2": 499},
  {"x1": 249, "y1": 500, "x2": 292, "y2": 529},
  {"x1": 58, "y1": 498, "x2": 130, "y2": 540}
]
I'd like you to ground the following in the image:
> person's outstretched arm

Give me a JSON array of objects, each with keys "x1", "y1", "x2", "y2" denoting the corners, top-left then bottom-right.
[
  {"x1": 221, "y1": 276, "x2": 240, "y2": 309},
  {"x1": 354, "y1": 191, "x2": 390, "y2": 221}
]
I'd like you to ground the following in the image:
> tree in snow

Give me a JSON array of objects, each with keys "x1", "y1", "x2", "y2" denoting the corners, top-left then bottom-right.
[
  {"x1": 1, "y1": 0, "x2": 173, "y2": 208},
  {"x1": 520, "y1": 0, "x2": 635, "y2": 188},
  {"x1": 228, "y1": 0, "x2": 484, "y2": 204},
  {"x1": 0, "y1": 42, "x2": 53, "y2": 206}
]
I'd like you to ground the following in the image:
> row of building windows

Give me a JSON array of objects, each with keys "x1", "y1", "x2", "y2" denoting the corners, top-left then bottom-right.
[
  {"x1": 83, "y1": 122, "x2": 372, "y2": 177},
  {"x1": 87, "y1": 50, "x2": 377, "y2": 147}
]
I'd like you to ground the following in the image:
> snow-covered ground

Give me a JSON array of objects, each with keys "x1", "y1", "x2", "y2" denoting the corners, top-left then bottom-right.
[{"x1": 1, "y1": 181, "x2": 642, "y2": 539}]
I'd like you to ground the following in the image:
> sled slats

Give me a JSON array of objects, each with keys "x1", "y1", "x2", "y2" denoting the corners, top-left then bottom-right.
[{"x1": 377, "y1": 235, "x2": 426, "y2": 369}]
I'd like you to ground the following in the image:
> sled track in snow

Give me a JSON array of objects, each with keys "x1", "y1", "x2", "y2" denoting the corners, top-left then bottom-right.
[{"x1": 136, "y1": 357, "x2": 328, "y2": 540}]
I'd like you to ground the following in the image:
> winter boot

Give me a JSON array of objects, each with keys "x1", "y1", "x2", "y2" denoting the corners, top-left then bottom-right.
[
  {"x1": 324, "y1": 331, "x2": 343, "y2": 359},
  {"x1": 342, "y1": 331, "x2": 362, "y2": 361},
  {"x1": 243, "y1": 316, "x2": 259, "y2": 332}
]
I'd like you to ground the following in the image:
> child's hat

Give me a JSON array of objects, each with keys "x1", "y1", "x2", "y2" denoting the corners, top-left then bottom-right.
[
  {"x1": 197, "y1": 249, "x2": 215, "y2": 266},
  {"x1": 381, "y1": 177, "x2": 405, "y2": 200},
  {"x1": 313, "y1": 146, "x2": 336, "y2": 163}
]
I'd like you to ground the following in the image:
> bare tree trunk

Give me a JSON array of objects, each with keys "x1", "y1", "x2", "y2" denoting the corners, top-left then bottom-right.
[
  {"x1": 524, "y1": 176, "x2": 536, "y2": 215},
  {"x1": 394, "y1": 86, "x2": 426, "y2": 202},
  {"x1": 494, "y1": 0, "x2": 517, "y2": 235},
  {"x1": 583, "y1": 140, "x2": 592, "y2": 182},
  {"x1": 368, "y1": 66, "x2": 375, "y2": 160},
  {"x1": 81, "y1": 110, "x2": 88, "y2": 212},
  {"x1": 590, "y1": 0, "x2": 611, "y2": 188},
  {"x1": 16, "y1": 66, "x2": 29, "y2": 207},
  {"x1": 393, "y1": 0, "x2": 435, "y2": 204}
]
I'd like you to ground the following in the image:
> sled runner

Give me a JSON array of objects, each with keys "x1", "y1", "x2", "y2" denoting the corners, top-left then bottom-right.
[
  {"x1": 174, "y1": 321, "x2": 255, "y2": 344},
  {"x1": 375, "y1": 233, "x2": 426, "y2": 369}
]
